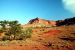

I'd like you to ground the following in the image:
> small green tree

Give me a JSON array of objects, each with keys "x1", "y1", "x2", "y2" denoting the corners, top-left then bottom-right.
[
  {"x1": 5, "y1": 21, "x2": 22, "y2": 40},
  {"x1": 0, "y1": 20, "x2": 32, "y2": 41},
  {"x1": 0, "y1": 20, "x2": 8, "y2": 32}
]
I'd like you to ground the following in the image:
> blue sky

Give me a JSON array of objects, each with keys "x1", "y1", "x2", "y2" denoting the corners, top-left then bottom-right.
[{"x1": 0, "y1": 0, "x2": 75, "y2": 24}]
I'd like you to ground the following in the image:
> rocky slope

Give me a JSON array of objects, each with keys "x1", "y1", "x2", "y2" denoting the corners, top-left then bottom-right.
[
  {"x1": 22, "y1": 17, "x2": 75, "y2": 28},
  {"x1": 56, "y1": 17, "x2": 75, "y2": 26},
  {"x1": 28, "y1": 17, "x2": 56, "y2": 26}
]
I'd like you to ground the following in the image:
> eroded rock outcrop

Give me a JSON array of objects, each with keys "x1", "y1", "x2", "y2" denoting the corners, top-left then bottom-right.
[{"x1": 28, "y1": 17, "x2": 56, "y2": 26}]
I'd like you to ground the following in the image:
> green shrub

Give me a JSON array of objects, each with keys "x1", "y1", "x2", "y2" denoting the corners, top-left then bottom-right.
[
  {"x1": 0, "y1": 29, "x2": 3, "y2": 33},
  {"x1": 2, "y1": 35, "x2": 10, "y2": 41},
  {"x1": 0, "y1": 20, "x2": 32, "y2": 41},
  {"x1": 15, "y1": 28, "x2": 32, "y2": 40}
]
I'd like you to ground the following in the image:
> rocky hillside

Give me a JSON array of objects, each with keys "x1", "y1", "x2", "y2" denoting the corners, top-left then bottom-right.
[
  {"x1": 28, "y1": 17, "x2": 56, "y2": 26},
  {"x1": 28, "y1": 17, "x2": 75, "y2": 26},
  {"x1": 56, "y1": 17, "x2": 75, "y2": 26},
  {"x1": 22, "y1": 17, "x2": 75, "y2": 28}
]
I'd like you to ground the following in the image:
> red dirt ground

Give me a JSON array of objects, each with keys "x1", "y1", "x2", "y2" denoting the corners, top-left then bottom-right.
[
  {"x1": 0, "y1": 45, "x2": 73, "y2": 50},
  {"x1": 42, "y1": 30, "x2": 61, "y2": 37},
  {"x1": 0, "y1": 29, "x2": 75, "y2": 50},
  {"x1": 44, "y1": 30, "x2": 61, "y2": 35}
]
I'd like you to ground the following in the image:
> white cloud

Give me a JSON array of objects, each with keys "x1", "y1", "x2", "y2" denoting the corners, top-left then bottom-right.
[{"x1": 62, "y1": 0, "x2": 75, "y2": 13}]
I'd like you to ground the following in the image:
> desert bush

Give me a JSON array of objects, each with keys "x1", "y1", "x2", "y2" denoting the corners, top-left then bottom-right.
[
  {"x1": 0, "y1": 40, "x2": 9, "y2": 46},
  {"x1": 15, "y1": 28, "x2": 32, "y2": 40},
  {"x1": 0, "y1": 20, "x2": 32, "y2": 41},
  {"x1": 1, "y1": 35, "x2": 10, "y2": 41},
  {"x1": 1, "y1": 28, "x2": 32, "y2": 41},
  {"x1": 23, "y1": 28, "x2": 32, "y2": 38},
  {"x1": 0, "y1": 29, "x2": 4, "y2": 33}
]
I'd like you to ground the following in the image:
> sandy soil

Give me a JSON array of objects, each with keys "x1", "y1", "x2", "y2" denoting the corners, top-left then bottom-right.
[{"x1": 0, "y1": 45, "x2": 73, "y2": 50}]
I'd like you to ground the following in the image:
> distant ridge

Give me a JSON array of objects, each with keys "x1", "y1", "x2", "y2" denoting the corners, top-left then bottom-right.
[
  {"x1": 56, "y1": 17, "x2": 75, "y2": 26},
  {"x1": 22, "y1": 17, "x2": 75, "y2": 27},
  {"x1": 28, "y1": 17, "x2": 56, "y2": 26}
]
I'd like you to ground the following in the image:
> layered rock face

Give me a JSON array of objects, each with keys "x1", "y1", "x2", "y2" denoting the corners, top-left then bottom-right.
[
  {"x1": 28, "y1": 18, "x2": 56, "y2": 26},
  {"x1": 23, "y1": 17, "x2": 75, "y2": 27}
]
